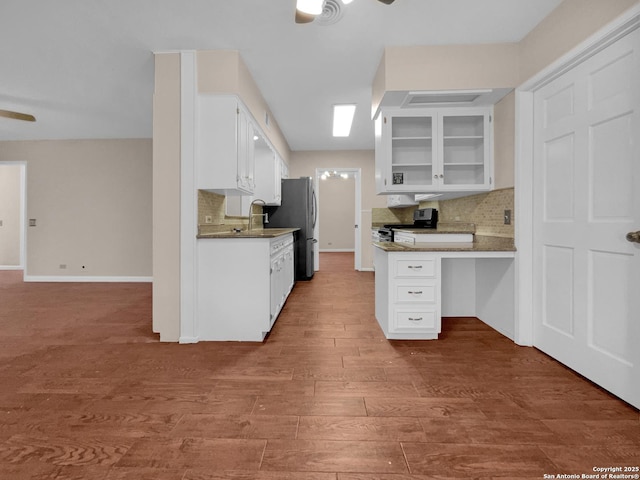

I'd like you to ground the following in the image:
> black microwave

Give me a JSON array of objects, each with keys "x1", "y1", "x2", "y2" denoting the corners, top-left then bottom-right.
[{"x1": 413, "y1": 208, "x2": 438, "y2": 228}]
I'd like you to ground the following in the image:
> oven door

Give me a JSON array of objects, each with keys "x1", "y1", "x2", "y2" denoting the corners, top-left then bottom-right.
[{"x1": 377, "y1": 228, "x2": 392, "y2": 242}]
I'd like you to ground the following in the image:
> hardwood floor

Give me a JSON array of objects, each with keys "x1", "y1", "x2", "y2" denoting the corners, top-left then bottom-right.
[{"x1": 0, "y1": 252, "x2": 638, "y2": 479}]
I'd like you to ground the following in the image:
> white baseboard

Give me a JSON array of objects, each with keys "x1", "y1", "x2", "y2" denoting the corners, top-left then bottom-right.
[
  {"x1": 0, "y1": 266, "x2": 23, "y2": 270},
  {"x1": 23, "y1": 275, "x2": 153, "y2": 283},
  {"x1": 359, "y1": 267, "x2": 374, "y2": 272},
  {"x1": 319, "y1": 249, "x2": 355, "y2": 253},
  {"x1": 179, "y1": 336, "x2": 199, "y2": 344}
]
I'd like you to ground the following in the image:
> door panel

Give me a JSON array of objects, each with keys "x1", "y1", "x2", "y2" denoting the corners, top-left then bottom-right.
[{"x1": 533, "y1": 29, "x2": 640, "y2": 408}]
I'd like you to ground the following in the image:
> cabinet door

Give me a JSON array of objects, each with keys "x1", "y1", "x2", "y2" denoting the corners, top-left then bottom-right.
[
  {"x1": 253, "y1": 138, "x2": 281, "y2": 206},
  {"x1": 270, "y1": 254, "x2": 280, "y2": 323},
  {"x1": 438, "y1": 110, "x2": 491, "y2": 188},
  {"x1": 381, "y1": 111, "x2": 435, "y2": 191},
  {"x1": 237, "y1": 107, "x2": 255, "y2": 193}
]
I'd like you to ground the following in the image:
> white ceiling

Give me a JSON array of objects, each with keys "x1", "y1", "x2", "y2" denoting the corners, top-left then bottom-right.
[{"x1": 0, "y1": 0, "x2": 563, "y2": 150}]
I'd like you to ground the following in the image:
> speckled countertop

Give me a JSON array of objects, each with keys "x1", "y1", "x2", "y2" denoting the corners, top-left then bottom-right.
[
  {"x1": 372, "y1": 222, "x2": 476, "y2": 234},
  {"x1": 373, "y1": 235, "x2": 516, "y2": 252},
  {"x1": 197, "y1": 227, "x2": 299, "y2": 239}
]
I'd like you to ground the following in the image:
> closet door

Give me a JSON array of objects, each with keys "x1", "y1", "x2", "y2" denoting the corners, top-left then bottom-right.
[{"x1": 533, "y1": 29, "x2": 640, "y2": 408}]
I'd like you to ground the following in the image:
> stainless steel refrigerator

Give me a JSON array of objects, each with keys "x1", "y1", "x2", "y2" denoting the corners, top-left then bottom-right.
[{"x1": 264, "y1": 177, "x2": 317, "y2": 281}]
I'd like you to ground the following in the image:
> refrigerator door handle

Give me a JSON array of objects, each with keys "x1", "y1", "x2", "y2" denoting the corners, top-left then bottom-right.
[{"x1": 312, "y1": 190, "x2": 318, "y2": 229}]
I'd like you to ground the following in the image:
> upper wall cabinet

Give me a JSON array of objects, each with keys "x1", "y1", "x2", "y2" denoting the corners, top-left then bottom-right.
[
  {"x1": 375, "y1": 106, "x2": 493, "y2": 195},
  {"x1": 197, "y1": 95, "x2": 256, "y2": 195},
  {"x1": 253, "y1": 135, "x2": 282, "y2": 206}
]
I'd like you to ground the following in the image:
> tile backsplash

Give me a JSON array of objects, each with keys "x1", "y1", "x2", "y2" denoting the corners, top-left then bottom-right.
[
  {"x1": 198, "y1": 190, "x2": 256, "y2": 235},
  {"x1": 372, "y1": 188, "x2": 514, "y2": 238},
  {"x1": 434, "y1": 188, "x2": 514, "y2": 238}
]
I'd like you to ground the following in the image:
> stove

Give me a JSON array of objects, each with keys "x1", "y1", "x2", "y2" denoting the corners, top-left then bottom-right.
[{"x1": 377, "y1": 208, "x2": 438, "y2": 242}]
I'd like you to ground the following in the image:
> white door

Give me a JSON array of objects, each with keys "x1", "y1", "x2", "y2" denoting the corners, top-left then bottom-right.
[{"x1": 533, "y1": 29, "x2": 640, "y2": 408}]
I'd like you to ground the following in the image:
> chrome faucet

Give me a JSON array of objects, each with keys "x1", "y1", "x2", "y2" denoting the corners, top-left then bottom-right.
[{"x1": 248, "y1": 198, "x2": 269, "y2": 231}]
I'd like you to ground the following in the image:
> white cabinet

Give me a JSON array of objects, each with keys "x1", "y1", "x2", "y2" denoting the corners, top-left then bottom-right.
[
  {"x1": 374, "y1": 247, "x2": 516, "y2": 340},
  {"x1": 375, "y1": 107, "x2": 492, "y2": 194},
  {"x1": 253, "y1": 138, "x2": 282, "y2": 206},
  {"x1": 197, "y1": 95, "x2": 255, "y2": 195},
  {"x1": 374, "y1": 250, "x2": 441, "y2": 339},
  {"x1": 197, "y1": 233, "x2": 294, "y2": 341},
  {"x1": 270, "y1": 235, "x2": 294, "y2": 324}
]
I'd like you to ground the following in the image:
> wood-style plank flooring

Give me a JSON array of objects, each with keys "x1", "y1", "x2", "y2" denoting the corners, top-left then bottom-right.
[{"x1": 1, "y1": 252, "x2": 638, "y2": 479}]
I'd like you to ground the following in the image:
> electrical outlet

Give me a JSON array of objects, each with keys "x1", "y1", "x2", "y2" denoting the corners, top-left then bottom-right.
[
  {"x1": 0, "y1": 220, "x2": 3, "y2": 227},
  {"x1": 205, "y1": 215, "x2": 213, "y2": 224},
  {"x1": 29, "y1": 219, "x2": 36, "y2": 227},
  {"x1": 59, "y1": 264, "x2": 67, "y2": 269},
  {"x1": 504, "y1": 209, "x2": 512, "y2": 225}
]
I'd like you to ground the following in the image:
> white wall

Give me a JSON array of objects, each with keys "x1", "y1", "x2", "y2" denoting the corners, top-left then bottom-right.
[{"x1": 0, "y1": 164, "x2": 22, "y2": 267}]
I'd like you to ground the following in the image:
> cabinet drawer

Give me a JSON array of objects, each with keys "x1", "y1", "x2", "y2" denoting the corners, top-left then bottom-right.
[
  {"x1": 395, "y1": 282, "x2": 436, "y2": 303},
  {"x1": 392, "y1": 309, "x2": 439, "y2": 332},
  {"x1": 395, "y1": 257, "x2": 436, "y2": 277}
]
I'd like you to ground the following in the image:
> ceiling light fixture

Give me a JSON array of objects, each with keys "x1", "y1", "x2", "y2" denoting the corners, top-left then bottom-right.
[
  {"x1": 332, "y1": 104, "x2": 356, "y2": 137},
  {"x1": 296, "y1": 0, "x2": 324, "y2": 15}
]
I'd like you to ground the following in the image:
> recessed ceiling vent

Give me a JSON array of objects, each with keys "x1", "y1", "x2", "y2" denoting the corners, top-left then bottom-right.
[
  {"x1": 401, "y1": 90, "x2": 492, "y2": 108},
  {"x1": 315, "y1": 0, "x2": 345, "y2": 25}
]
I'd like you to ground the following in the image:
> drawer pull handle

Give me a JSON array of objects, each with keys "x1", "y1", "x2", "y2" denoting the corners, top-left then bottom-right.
[
  {"x1": 408, "y1": 291, "x2": 423, "y2": 295},
  {"x1": 408, "y1": 317, "x2": 423, "y2": 322},
  {"x1": 408, "y1": 265, "x2": 422, "y2": 269}
]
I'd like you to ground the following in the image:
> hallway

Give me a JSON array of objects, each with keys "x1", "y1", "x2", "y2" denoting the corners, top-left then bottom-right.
[{"x1": 0, "y1": 253, "x2": 638, "y2": 479}]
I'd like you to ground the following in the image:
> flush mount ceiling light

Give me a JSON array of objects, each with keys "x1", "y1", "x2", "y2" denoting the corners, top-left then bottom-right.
[
  {"x1": 332, "y1": 104, "x2": 356, "y2": 137},
  {"x1": 320, "y1": 170, "x2": 351, "y2": 180},
  {"x1": 295, "y1": 0, "x2": 396, "y2": 24}
]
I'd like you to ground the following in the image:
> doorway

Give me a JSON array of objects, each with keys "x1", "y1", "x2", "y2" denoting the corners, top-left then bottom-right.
[
  {"x1": 314, "y1": 168, "x2": 362, "y2": 271},
  {"x1": 0, "y1": 162, "x2": 26, "y2": 272},
  {"x1": 516, "y1": 9, "x2": 640, "y2": 408}
]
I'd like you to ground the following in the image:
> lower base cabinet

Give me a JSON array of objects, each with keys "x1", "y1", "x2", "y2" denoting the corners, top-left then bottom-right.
[
  {"x1": 374, "y1": 246, "x2": 516, "y2": 340},
  {"x1": 375, "y1": 249, "x2": 441, "y2": 340},
  {"x1": 197, "y1": 234, "x2": 294, "y2": 341}
]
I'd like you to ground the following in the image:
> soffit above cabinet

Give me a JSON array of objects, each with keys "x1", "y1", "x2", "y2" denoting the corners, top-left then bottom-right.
[{"x1": 374, "y1": 88, "x2": 513, "y2": 119}]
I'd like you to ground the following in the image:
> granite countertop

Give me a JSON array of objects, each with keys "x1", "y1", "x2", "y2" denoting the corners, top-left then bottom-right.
[
  {"x1": 373, "y1": 235, "x2": 516, "y2": 252},
  {"x1": 197, "y1": 227, "x2": 299, "y2": 239},
  {"x1": 372, "y1": 222, "x2": 477, "y2": 234}
]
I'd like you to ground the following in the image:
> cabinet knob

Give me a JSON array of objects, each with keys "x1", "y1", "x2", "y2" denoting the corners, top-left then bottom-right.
[
  {"x1": 439, "y1": 174, "x2": 444, "y2": 179},
  {"x1": 434, "y1": 174, "x2": 438, "y2": 179}
]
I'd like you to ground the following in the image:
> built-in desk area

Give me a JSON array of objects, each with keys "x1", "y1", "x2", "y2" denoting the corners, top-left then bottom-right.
[{"x1": 373, "y1": 238, "x2": 516, "y2": 340}]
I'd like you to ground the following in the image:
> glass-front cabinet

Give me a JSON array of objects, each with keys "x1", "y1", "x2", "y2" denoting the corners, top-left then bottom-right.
[{"x1": 375, "y1": 107, "x2": 492, "y2": 194}]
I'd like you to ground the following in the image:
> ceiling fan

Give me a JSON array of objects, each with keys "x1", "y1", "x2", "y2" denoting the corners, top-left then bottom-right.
[
  {"x1": 295, "y1": 0, "x2": 396, "y2": 24},
  {"x1": 0, "y1": 109, "x2": 36, "y2": 122}
]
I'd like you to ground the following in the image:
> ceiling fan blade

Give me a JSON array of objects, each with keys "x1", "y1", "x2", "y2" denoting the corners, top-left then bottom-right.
[
  {"x1": 295, "y1": 9, "x2": 315, "y2": 23},
  {"x1": 377, "y1": 0, "x2": 396, "y2": 4},
  {"x1": 0, "y1": 109, "x2": 36, "y2": 122}
]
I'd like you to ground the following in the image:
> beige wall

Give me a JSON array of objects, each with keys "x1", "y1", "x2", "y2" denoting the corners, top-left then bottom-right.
[
  {"x1": 0, "y1": 139, "x2": 152, "y2": 277},
  {"x1": 493, "y1": 92, "x2": 515, "y2": 189},
  {"x1": 0, "y1": 164, "x2": 22, "y2": 266},
  {"x1": 372, "y1": 43, "x2": 519, "y2": 114},
  {"x1": 518, "y1": 0, "x2": 639, "y2": 83},
  {"x1": 153, "y1": 52, "x2": 182, "y2": 341},
  {"x1": 318, "y1": 176, "x2": 356, "y2": 251}
]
